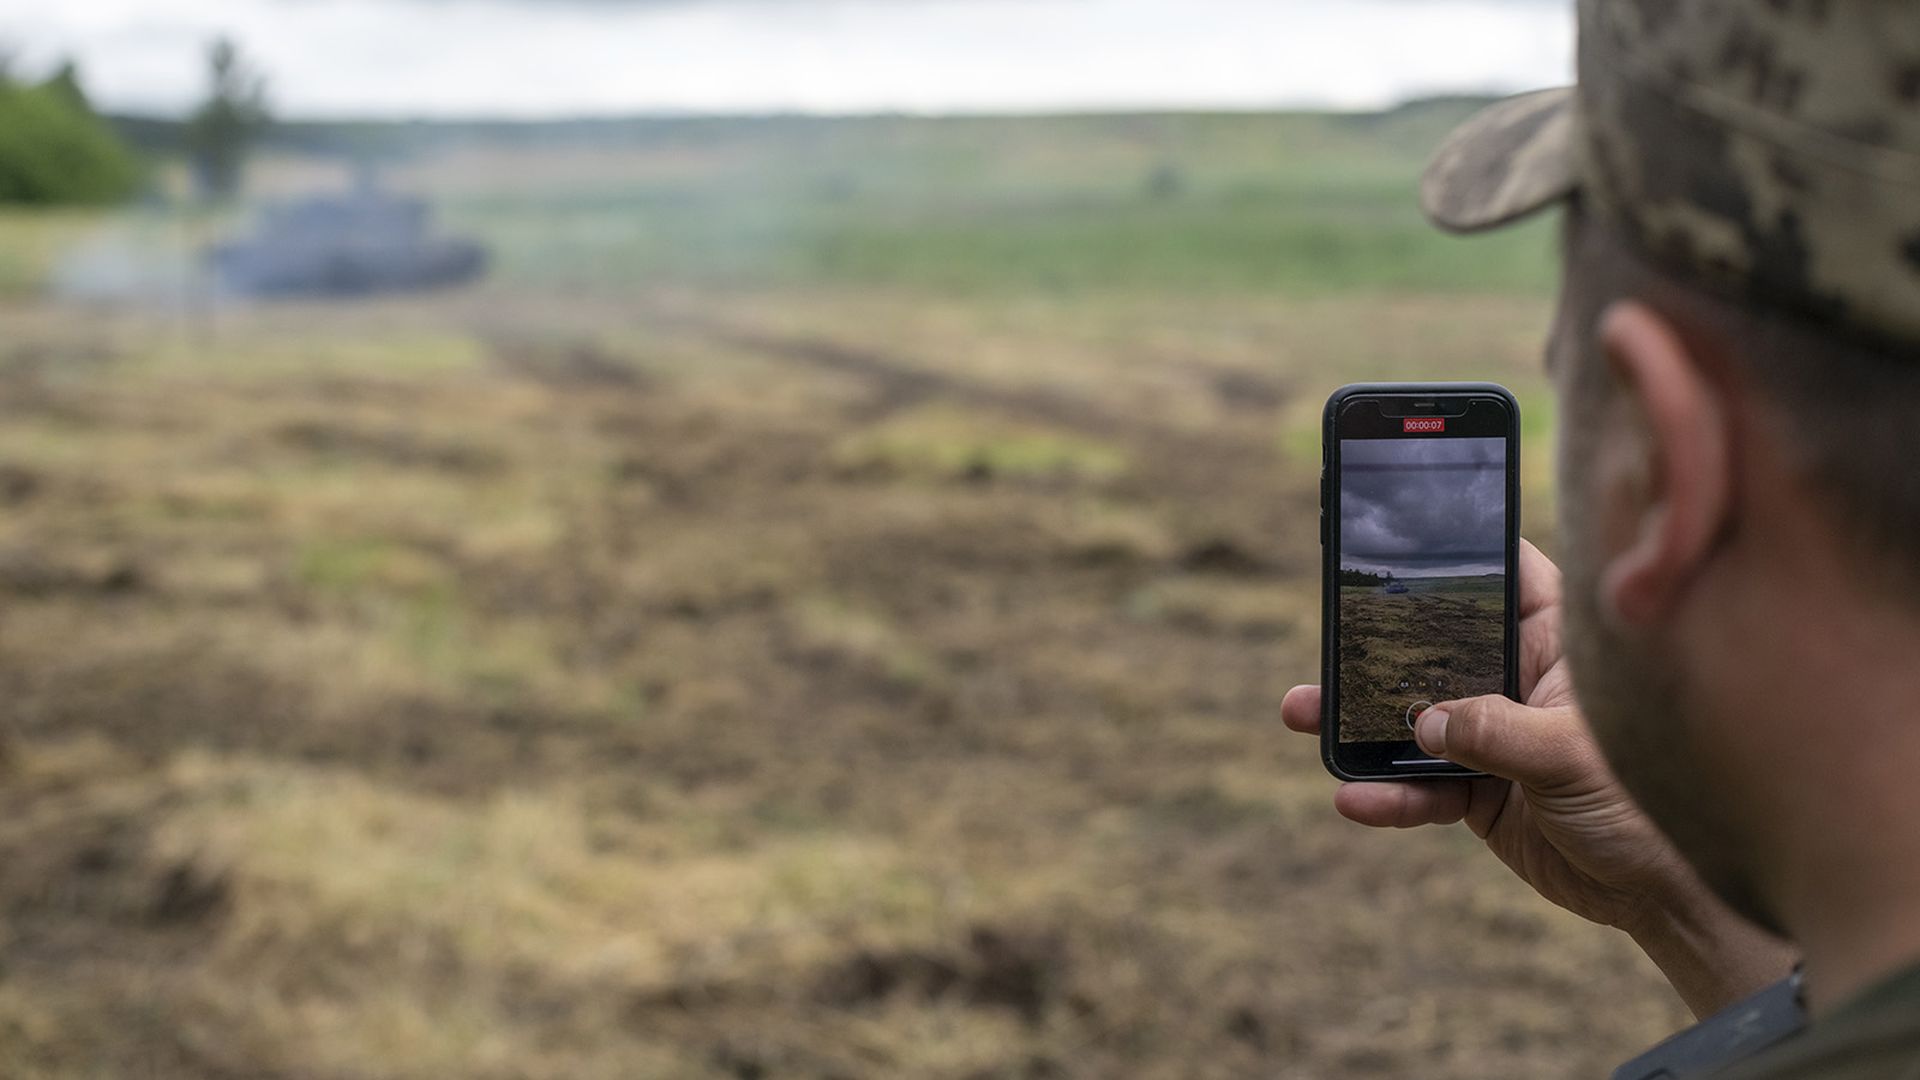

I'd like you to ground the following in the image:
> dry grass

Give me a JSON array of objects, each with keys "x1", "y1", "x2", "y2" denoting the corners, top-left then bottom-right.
[
  {"x1": 0, "y1": 282, "x2": 1683, "y2": 1079},
  {"x1": 1337, "y1": 582, "x2": 1507, "y2": 743}
]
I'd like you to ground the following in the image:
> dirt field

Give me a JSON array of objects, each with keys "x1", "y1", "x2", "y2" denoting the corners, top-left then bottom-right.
[
  {"x1": 0, "y1": 277, "x2": 1691, "y2": 1079},
  {"x1": 0, "y1": 108, "x2": 1685, "y2": 1077},
  {"x1": 1337, "y1": 579, "x2": 1507, "y2": 743}
]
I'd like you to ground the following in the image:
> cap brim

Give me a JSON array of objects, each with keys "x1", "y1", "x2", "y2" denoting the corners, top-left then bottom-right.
[{"x1": 1421, "y1": 87, "x2": 1579, "y2": 234}]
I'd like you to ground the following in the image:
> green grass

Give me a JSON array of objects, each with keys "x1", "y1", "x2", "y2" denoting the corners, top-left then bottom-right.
[
  {"x1": 415, "y1": 109, "x2": 1559, "y2": 297},
  {"x1": 832, "y1": 405, "x2": 1129, "y2": 484},
  {"x1": 450, "y1": 186, "x2": 1555, "y2": 296}
]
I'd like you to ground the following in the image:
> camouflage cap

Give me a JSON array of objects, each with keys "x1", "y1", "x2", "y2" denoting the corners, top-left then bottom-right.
[{"x1": 1422, "y1": 0, "x2": 1920, "y2": 350}]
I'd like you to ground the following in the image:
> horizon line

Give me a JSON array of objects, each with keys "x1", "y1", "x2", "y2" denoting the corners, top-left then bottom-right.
[{"x1": 98, "y1": 93, "x2": 1512, "y2": 128}]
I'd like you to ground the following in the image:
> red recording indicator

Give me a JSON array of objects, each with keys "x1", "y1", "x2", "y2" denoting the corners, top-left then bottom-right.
[{"x1": 1403, "y1": 417, "x2": 1446, "y2": 433}]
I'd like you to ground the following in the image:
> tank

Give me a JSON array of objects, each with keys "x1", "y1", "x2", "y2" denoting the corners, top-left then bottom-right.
[
  {"x1": 1383, "y1": 577, "x2": 1409, "y2": 594},
  {"x1": 207, "y1": 181, "x2": 487, "y2": 299}
]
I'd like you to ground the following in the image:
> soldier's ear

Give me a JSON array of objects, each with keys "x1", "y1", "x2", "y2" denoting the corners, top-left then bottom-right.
[{"x1": 1591, "y1": 299, "x2": 1733, "y2": 628}]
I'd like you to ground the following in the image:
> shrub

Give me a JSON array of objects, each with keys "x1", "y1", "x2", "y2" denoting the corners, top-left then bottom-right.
[{"x1": 0, "y1": 77, "x2": 142, "y2": 205}]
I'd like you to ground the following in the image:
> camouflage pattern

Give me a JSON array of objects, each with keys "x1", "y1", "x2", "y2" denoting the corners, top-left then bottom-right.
[
  {"x1": 1422, "y1": 88, "x2": 1577, "y2": 234},
  {"x1": 1423, "y1": 0, "x2": 1920, "y2": 351}
]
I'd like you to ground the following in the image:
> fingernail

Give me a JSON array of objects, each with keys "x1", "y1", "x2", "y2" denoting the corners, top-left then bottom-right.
[{"x1": 1416, "y1": 708, "x2": 1450, "y2": 756}]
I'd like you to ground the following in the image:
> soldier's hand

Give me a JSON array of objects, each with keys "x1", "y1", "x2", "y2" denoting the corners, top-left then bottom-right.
[{"x1": 1282, "y1": 540, "x2": 1794, "y2": 1018}]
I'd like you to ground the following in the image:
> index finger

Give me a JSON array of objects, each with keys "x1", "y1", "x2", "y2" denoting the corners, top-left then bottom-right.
[
  {"x1": 1517, "y1": 538, "x2": 1565, "y2": 701},
  {"x1": 1518, "y1": 537, "x2": 1562, "y2": 622},
  {"x1": 1282, "y1": 684, "x2": 1321, "y2": 735}
]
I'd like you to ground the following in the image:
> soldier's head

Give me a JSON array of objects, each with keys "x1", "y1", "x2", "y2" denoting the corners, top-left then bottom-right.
[{"x1": 1424, "y1": 0, "x2": 1920, "y2": 932}]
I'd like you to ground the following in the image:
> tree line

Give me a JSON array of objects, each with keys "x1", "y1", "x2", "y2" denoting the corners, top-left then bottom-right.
[
  {"x1": 0, "y1": 39, "x2": 270, "y2": 206},
  {"x1": 0, "y1": 60, "x2": 140, "y2": 203}
]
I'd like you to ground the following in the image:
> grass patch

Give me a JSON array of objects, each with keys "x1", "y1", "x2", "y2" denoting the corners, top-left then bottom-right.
[
  {"x1": 789, "y1": 595, "x2": 948, "y2": 692},
  {"x1": 834, "y1": 405, "x2": 1127, "y2": 485},
  {"x1": 295, "y1": 537, "x2": 445, "y2": 594}
]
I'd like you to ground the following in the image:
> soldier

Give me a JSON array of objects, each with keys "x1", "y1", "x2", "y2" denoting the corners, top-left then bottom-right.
[{"x1": 1285, "y1": 1, "x2": 1920, "y2": 1075}]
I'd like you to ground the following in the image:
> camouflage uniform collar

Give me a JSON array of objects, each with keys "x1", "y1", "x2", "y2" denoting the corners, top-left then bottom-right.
[{"x1": 1824, "y1": 959, "x2": 1920, "y2": 1028}]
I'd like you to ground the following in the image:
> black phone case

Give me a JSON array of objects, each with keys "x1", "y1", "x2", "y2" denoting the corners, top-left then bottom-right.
[{"x1": 1319, "y1": 382, "x2": 1520, "y2": 782}]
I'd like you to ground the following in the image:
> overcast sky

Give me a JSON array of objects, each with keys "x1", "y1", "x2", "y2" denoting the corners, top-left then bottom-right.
[
  {"x1": 1341, "y1": 437, "x2": 1507, "y2": 579},
  {"x1": 4, "y1": 0, "x2": 1573, "y2": 119}
]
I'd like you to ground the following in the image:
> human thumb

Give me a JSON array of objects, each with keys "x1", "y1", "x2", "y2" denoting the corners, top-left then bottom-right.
[{"x1": 1415, "y1": 695, "x2": 1595, "y2": 791}]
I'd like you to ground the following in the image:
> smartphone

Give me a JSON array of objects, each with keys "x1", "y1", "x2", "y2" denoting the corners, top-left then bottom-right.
[{"x1": 1320, "y1": 383, "x2": 1520, "y2": 781}]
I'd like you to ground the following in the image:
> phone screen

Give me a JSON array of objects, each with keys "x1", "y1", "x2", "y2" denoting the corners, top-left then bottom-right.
[{"x1": 1333, "y1": 400, "x2": 1513, "y2": 745}]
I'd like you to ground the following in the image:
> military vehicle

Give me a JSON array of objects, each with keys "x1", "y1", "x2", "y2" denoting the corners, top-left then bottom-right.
[{"x1": 207, "y1": 181, "x2": 487, "y2": 299}]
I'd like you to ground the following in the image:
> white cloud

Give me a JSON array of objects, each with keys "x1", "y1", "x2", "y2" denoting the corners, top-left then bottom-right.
[{"x1": 3, "y1": 0, "x2": 1573, "y2": 118}]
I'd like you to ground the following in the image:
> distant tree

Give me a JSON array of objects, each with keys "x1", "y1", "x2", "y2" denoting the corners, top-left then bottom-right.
[
  {"x1": 185, "y1": 37, "x2": 270, "y2": 200},
  {"x1": 1145, "y1": 161, "x2": 1186, "y2": 202},
  {"x1": 1337, "y1": 568, "x2": 1389, "y2": 587},
  {"x1": 0, "y1": 61, "x2": 142, "y2": 205},
  {"x1": 43, "y1": 60, "x2": 89, "y2": 112}
]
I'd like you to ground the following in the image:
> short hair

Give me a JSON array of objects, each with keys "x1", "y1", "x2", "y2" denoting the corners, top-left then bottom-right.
[{"x1": 1562, "y1": 206, "x2": 1920, "y2": 580}]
